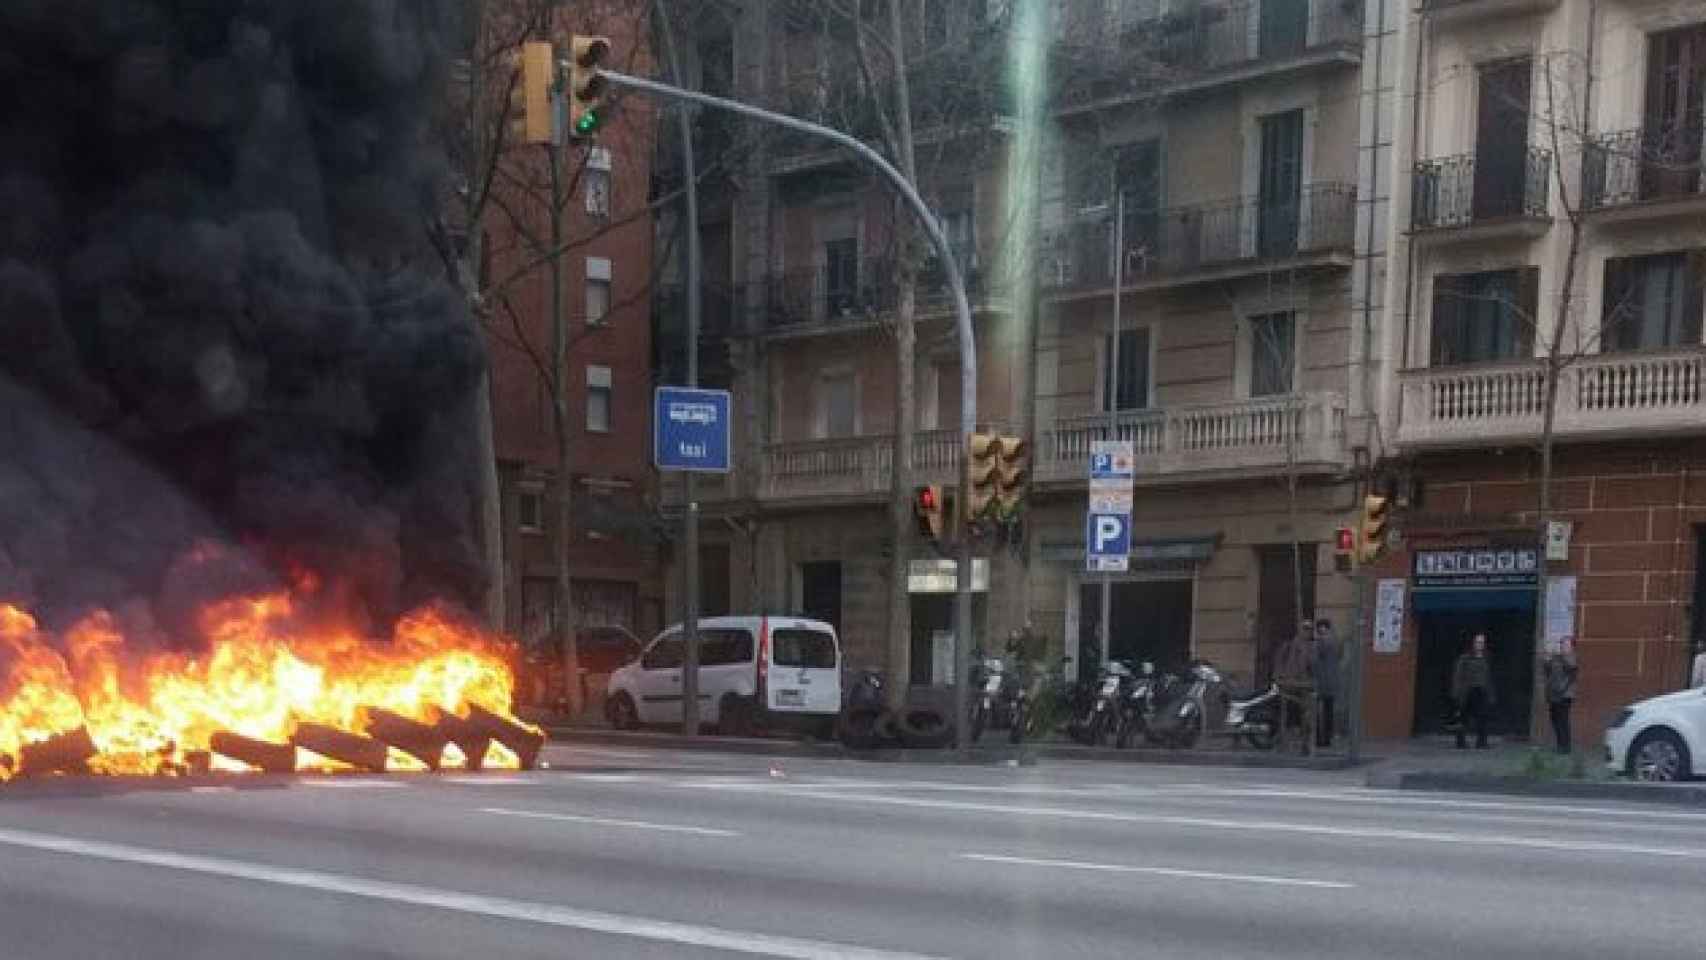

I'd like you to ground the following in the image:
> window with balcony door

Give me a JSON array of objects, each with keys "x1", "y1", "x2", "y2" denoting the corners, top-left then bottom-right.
[
  {"x1": 817, "y1": 371, "x2": 857, "y2": 438},
  {"x1": 1473, "y1": 58, "x2": 1533, "y2": 220},
  {"x1": 1249, "y1": 311, "x2": 1297, "y2": 397},
  {"x1": 1641, "y1": 25, "x2": 1706, "y2": 200},
  {"x1": 1601, "y1": 252, "x2": 1706, "y2": 352},
  {"x1": 1258, "y1": 110, "x2": 1304, "y2": 258},
  {"x1": 1101, "y1": 328, "x2": 1150, "y2": 412},
  {"x1": 824, "y1": 237, "x2": 859, "y2": 316},
  {"x1": 1430, "y1": 268, "x2": 1538, "y2": 366}
]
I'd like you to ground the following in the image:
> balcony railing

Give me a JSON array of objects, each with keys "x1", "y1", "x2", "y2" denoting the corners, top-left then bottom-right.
[
  {"x1": 761, "y1": 430, "x2": 962, "y2": 500},
  {"x1": 1583, "y1": 125, "x2": 1706, "y2": 210},
  {"x1": 1037, "y1": 393, "x2": 1348, "y2": 479},
  {"x1": 1397, "y1": 347, "x2": 1706, "y2": 446},
  {"x1": 759, "y1": 254, "x2": 994, "y2": 330},
  {"x1": 1057, "y1": 0, "x2": 1363, "y2": 104},
  {"x1": 1411, "y1": 148, "x2": 1551, "y2": 229},
  {"x1": 1042, "y1": 184, "x2": 1356, "y2": 292}
]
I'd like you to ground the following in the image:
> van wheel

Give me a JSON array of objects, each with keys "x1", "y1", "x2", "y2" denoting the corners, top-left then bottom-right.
[
  {"x1": 606, "y1": 693, "x2": 639, "y2": 731},
  {"x1": 897, "y1": 707, "x2": 954, "y2": 749},
  {"x1": 719, "y1": 695, "x2": 757, "y2": 738}
]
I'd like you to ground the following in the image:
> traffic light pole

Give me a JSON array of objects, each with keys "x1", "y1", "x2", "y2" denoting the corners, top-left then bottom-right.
[
  {"x1": 1099, "y1": 191, "x2": 1124, "y2": 675},
  {"x1": 598, "y1": 69, "x2": 981, "y2": 748}
]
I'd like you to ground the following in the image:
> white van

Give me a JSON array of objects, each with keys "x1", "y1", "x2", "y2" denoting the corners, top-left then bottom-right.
[{"x1": 604, "y1": 615, "x2": 842, "y2": 735}]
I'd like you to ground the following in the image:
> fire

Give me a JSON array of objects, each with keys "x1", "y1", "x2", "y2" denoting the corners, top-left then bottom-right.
[{"x1": 0, "y1": 592, "x2": 538, "y2": 780}]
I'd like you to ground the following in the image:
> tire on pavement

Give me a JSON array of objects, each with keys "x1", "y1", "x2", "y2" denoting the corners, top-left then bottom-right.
[{"x1": 896, "y1": 707, "x2": 955, "y2": 749}]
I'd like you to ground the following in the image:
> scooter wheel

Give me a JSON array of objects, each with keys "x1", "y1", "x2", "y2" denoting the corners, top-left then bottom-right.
[
  {"x1": 968, "y1": 702, "x2": 987, "y2": 744},
  {"x1": 1007, "y1": 704, "x2": 1026, "y2": 745}
]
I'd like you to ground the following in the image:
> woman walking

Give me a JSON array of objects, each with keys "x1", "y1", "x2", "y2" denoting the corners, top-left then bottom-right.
[{"x1": 1542, "y1": 637, "x2": 1578, "y2": 755}]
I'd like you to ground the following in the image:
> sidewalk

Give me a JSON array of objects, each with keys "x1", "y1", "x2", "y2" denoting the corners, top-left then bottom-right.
[{"x1": 1361, "y1": 735, "x2": 1706, "y2": 807}]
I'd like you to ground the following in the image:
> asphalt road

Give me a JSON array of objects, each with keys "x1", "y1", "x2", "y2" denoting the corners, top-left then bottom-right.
[{"x1": 0, "y1": 745, "x2": 1701, "y2": 959}]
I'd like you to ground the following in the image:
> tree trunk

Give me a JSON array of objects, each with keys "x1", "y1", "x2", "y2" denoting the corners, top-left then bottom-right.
[
  {"x1": 473, "y1": 376, "x2": 506, "y2": 629},
  {"x1": 886, "y1": 278, "x2": 916, "y2": 711},
  {"x1": 549, "y1": 145, "x2": 582, "y2": 719}
]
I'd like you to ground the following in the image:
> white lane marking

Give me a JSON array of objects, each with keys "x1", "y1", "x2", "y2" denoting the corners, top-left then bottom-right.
[
  {"x1": 188, "y1": 786, "x2": 236, "y2": 795},
  {"x1": 442, "y1": 776, "x2": 538, "y2": 786},
  {"x1": 552, "y1": 747, "x2": 653, "y2": 760},
  {"x1": 480, "y1": 807, "x2": 739, "y2": 837},
  {"x1": 295, "y1": 779, "x2": 407, "y2": 790},
  {"x1": 564, "y1": 773, "x2": 647, "y2": 784},
  {"x1": 1177, "y1": 787, "x2": 1706, "y2": 823},
  {"x1": 962, "y1": 853, "x2": 1354, "y2": 890},
  {"x1": 0, "y1": 827, "x2": 938, "y2": 960},
  {"x1": 677, "y1": 783, "x2": 1706, "y2": 859}
]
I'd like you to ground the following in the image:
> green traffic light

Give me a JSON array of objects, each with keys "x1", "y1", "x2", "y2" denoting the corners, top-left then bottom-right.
[{"x1": 573, "y1": 110, "x2": 600, "y2": 135}]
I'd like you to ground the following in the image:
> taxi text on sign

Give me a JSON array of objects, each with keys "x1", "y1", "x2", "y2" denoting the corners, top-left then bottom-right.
[{"x1": 653, "y1": 386, "x2": 732, "y2": 472}]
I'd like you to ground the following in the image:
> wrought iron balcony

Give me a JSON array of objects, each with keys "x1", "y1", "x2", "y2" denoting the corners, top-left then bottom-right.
[
  {"x1": 1583, "y1": 125, "x2": 1706, "y2": 211},
  {"x1": 758, "y1": 254, "x2": 994, "y2": 331},
  {"x1": 1041, "y1": 183, "x2": 1356, "y2": 293},
  {"x1": 1411, "y1": 148, "x2": 1551, "y2": 229}
]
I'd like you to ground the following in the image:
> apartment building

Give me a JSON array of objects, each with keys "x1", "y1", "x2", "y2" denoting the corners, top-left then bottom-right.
[
  {"x1": 482, "y1": 4, "x2": 664, "y2": 663},
  {"x1": 653, "y1": 0, "x2": 1387, "y2": 695},
  {"x1": 1364, "y1": 0, "x2": 1706, "y2": 738}
]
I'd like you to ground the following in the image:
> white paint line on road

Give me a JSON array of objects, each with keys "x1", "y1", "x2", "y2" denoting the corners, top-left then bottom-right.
[
  {"x1": 0, "y1": 827, "x2": 940, "y2": 960},
  {"x1": 294, "y1": 779, "x2": 407, "y2": 790},
  {"x1": 962, "y1": 853, "x2": 1354, "y2": 890},
  {"x1": 188, "y1": 786, "x2": 235, "y2": 795},
  {"x1": 442, "y1": 776, "x2": 539, "y2": 786},
  {"x1": 679, "y1": 782, "x2": 1706, "y2": 859},
  {"x1": 480, "y1": 806, "x2": 739, "y2": 837},
  {"x1": 1178, "y1": 786, "x2": 1706, "y2": 823},
  {"x1": 563, "y1": 773, "x2": 648, "y2": 784}
]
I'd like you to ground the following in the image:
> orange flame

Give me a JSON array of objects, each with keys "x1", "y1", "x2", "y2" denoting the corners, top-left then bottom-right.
[{"x1": 0, "y1": 593, "x2": 530, "y2": 780}]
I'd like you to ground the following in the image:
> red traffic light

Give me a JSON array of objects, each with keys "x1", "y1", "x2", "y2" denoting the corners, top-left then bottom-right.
[
  {"x1": 917, "y1": 487, "x2": 937, "y2": 510},
  {"x1": 1334, "y1": 527, "x2": 1355, "y2": 553}
]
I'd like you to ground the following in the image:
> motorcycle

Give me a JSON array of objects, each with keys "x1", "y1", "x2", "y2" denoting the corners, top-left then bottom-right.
[
  {"x1": 1220, "y1": 682, "x2": 1284, "y2": 750},
  {"x1": 1146, "y1": 661, "x2": 1225, "y2": 749},
  {"x1": 1113, "y1": 661, "x2": 1159, "y2": 749},
  {"x1": 1069, "y1": 661, "x2": 1132, "y2": 746},
  {"x1": 968, "y1": 656, "x2": 1029, "y2": 745}
]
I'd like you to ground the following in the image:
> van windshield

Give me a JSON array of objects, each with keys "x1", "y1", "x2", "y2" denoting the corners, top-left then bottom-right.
[{"x1": 771, "y1": 628, "x2": 837, "y2": 668}]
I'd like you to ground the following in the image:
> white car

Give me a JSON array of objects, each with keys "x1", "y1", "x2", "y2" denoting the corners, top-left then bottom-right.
[
  {"x1": 605, "y1": 616, "x2": 842, "y2": 736},
  {"x1": 1604, "y1": 687, "x2": 1706, "y2": 781}
]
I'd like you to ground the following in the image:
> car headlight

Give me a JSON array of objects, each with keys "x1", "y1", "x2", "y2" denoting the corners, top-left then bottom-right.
[{"x1": 1607, "y1": 707, "x2": 1635, "y2": 730}]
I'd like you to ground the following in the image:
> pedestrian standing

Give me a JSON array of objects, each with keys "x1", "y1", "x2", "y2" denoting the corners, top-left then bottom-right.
[
  {"x1": 1542, "y1": 636, "x2": 1578, "y2": 755},
  {"x1": 1450, "y1": 634, "x2": 1496, "y2": 750},
  {"x1": 1311, "y1": 618, "x2": 1342, "y2": 749},
  {"x1": 1276, "y1": 620, "x2": 1315, "y2": 754}
]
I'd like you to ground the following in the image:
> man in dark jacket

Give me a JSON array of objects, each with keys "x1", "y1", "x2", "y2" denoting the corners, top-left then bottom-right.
[
  {"x1": 1311, "y1": 619, "x2": 1342, "y2": 749},
  {"x1": 1451, "y1": 634, "x2": 1496, "y2": 749},
  {"x1": 1543, "y1": 636, "x2": 1579, "y2": 755}
]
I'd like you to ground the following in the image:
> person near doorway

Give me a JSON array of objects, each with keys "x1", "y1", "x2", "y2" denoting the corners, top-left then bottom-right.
[
  {"x1": 1311, "y1": 619, "x2": 1342, "y2": 749},
  {"x1": 1542, "y1": 636, "x2": 1578, "y2": 755},
  {"x1": 1451, "y1": 634, "x2": 1496, "y2": 749},
  {"x1": 1275, "y1": 619, "x2": 1315, "y2": 754},
  {"x1": 1692, "y1": 641, "x2": 1706, "y2": 689}
]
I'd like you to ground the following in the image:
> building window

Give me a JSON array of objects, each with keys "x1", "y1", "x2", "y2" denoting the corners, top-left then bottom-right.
[
  {"x1": 586, "y1": 364, "x2": 612, "y2": 433},
  {"x1": 823, "y1": 236, "x2": 859, "y2": 316},
  {"x1": 585, "y1": 147, "x2": 611, "y2": 219},
  {"x1": 517, "y1": 485, "x2": 544, "y2": 535},
  {"x1": 817, "y1": 370, "x2": 857, "y2": 438},
  {"x1": 1603, "y1": 251, "x2": 1705, "y2": 352},
  {"x1": 1249, "y1": 311, "x2": 1296, "y2": 397},
  {"x1": 585, "y1": 256, "x2": 612, "y2": 325},
  {"x1": 1101, "y1": 328, "x2": 1150, "y2": 412},
  {"x1": 1429, "y1": 268, "x2": 1538, "y2": 366}
]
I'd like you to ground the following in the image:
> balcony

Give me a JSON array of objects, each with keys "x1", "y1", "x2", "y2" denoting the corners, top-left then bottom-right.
[
  {"x1": 1396, "y1": 347, "x2": 1706, "y2": 448},
  {"x1": 758, "y1": 255, "x2": 1000, "y2": 334},
  {"x1": 1042, "y1": 184, "x2": 1356, "y2": 296},
  {"x1": 760, "y1": 430, "x2": 963, "y2": 503},
  {"x1": 1037, "y1": 393, "x2": 1349, "y2": 481},
  {"x1": 1411, "y1": 149, "x2": 1551, "y2": 239},
  {"x1": 1583, "y1": 126, "x2": 1706, "y2": 222},
  {"x1": 1056, "y1": 0, "x2": 1363, "y2": 112},
  {"x1": 1421, "y1": 0, "x2": 1560, "y2": 24}
]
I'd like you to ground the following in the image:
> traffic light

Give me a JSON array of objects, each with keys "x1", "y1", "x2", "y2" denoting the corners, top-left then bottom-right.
[
  {"x1": 990, "y1": 435, "x2": 1028, "y2": 521},
  {"x1": 1359, "y1": 494, "x2": 1389, "y2": 564},
  {"x1": 914, "y1": 485, "x2": 945, "y2": 542},
  {"x1": 965, "y1": 433, "x2": 997, "y2": 522},
  {"x1": 1333, "y1": 526, "x2": 1355, "y2": 573},
  {"x1": 567, "y1": 35, "x2": 612, "y2": 139},
  {"x1": 509, "y1": 40, "x2": 555, "y2": 145}
]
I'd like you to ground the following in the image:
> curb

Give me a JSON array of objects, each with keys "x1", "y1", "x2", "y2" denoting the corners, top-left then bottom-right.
[
  {"x1": 1034, "y1": 743, "x2": 1363, "y2": 771},
  {"x1": 1384, "y1": 771, "x2": 1706, "y2": 806},
  {"x1": 547, "y1": 728, "x2": 844, "y2": 759}
]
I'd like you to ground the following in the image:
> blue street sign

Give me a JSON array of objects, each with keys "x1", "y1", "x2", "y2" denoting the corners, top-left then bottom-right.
[
  {"x1": 1086, "y1": 512, "x2": 1131, "y2": 573},
  {"x1": 654, "y1": 386, "x2": 731, "y2": 473}
]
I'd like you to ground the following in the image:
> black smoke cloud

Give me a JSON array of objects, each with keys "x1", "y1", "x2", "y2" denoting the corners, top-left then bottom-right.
[{"x1": 0, "y1": 0, "x2": 485, "y2": 637}]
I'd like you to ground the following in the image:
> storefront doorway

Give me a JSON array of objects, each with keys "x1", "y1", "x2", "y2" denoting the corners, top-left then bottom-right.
[
  {"x1": 1075, "y1": 578, "x2": 1193, "y2": 671},
  {"x1": 1411, "y1": 604, "x2": 1535, "y2": 737}
]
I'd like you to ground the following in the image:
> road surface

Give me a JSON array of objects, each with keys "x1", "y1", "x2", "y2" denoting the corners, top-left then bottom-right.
[{"x1": 0, "y1": 745, "x2": 1698, "y2": 958}]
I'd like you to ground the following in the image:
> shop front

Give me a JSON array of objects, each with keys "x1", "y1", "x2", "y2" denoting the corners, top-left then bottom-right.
[{"x1": 1406, "y1": 546, "x2": 1539, "y2": 737}]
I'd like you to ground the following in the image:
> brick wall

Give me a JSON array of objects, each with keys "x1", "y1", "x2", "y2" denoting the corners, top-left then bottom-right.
[{"x1": 1363, "y1": 440, "x2": 1705, "y2": 739}]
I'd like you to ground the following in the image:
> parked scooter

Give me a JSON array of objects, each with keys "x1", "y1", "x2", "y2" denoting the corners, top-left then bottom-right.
[
  {"x1": 1220, "y1": 682, "x2": 1283, "y2": 750},
  {"x1": 1145, "y1": 661, "x2": 1225, "y2": 749},
  {"x1": 1069, "y1": 660, "x2": 1133, "y2": 746},
  {"x1": 1113, "y1": 661, "x2": 1160, "y2": 749},
  {"x1": 968, "y1": 655, "x2": 1029, "y2": 745}
]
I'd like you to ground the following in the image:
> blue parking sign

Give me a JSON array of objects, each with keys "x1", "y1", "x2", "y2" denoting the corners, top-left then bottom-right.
[
  {"x1": 1086, "y1": 512, "x2": 1130, "y2": 573},
  {"x1": 654, "y1": 386, "x2": 731, "y2": 472}
]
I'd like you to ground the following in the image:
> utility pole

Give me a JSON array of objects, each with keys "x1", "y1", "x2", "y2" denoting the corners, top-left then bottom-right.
[
  {"x1": 1099, "y1": 191, "x2": 1125, "y2": 672},
  {"x1": 598, "y1": 68, "x2": 980, "y2": 748},
  {"x1": 548, "y1": 137, "x2": 581, "y2": 718},
  {"x1": 650, "y1": 0, "x2": 702, "y2": 738}
]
